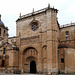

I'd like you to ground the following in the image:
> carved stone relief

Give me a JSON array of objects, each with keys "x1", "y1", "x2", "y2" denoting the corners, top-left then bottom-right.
[{"x1": 21, "y1": 35, "x2": 39, "y2": 45}]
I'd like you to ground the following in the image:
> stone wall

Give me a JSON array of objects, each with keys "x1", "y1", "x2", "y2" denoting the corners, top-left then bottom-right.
[
  {"x1": 59, "y1": 48, "x2": 75, "y2": 73},
  {"x1": 16, "y1": 7, "x2": 59, "y2": 74},
  {"x1": 60, "y1": 25, "x2": 75, "y2": 47}
]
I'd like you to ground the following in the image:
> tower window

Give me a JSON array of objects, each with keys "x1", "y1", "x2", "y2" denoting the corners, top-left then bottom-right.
[
  {"x1": 61, "y1": 58, "x2": 64, "y2": 63},
  {"x1": 0, "y1": 28, "x2": 1, "y2": 36},
  {"x1": 3, "y1": 48, "x2": 6, "y2": 54},
  {"x1": 66, "y1": 31, "x2": 69, "y2": 40}
]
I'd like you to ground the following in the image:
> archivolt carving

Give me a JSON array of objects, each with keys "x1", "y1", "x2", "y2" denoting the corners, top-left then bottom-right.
[
  {"x1": 23, "y1": 47, "x2": 38, "y2": 71},
  {"x1": 26, "y1": 56, "x2": 36, "y2": 62},
  {"x1": 23, "y1": 47, "x2": 38, "y2": 56},
  {"x1": 23, "y1": 47, "x2": 38, "y2": 65}
]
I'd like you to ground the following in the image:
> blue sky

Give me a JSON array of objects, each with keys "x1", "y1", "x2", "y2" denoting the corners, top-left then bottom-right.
[{"x1": 0, "y1": 0, "x2": 75, "y2": 37}]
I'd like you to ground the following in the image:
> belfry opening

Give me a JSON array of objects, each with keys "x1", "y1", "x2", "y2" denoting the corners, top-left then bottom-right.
[{"x1": 30, "y1": 61, "x2": 36, "y2": 73}]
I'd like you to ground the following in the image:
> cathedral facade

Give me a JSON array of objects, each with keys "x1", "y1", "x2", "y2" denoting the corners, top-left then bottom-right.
[{"x1": 0, "y1": 5, "x2": 75, "y2": 74}]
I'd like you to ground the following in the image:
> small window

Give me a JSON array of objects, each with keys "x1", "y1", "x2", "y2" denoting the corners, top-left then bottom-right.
[
  {"x1": 0, "y1": 28, "x2": 1, "y2": 36},
  {"x1": 2, "y1": 60, "x2": 5, "y2": 67},
  {"x1": 61, "y1": 58, "x2": 64, "y2": 63},
  {"x1": 3, "y1": 48, "x2": 6, "y2": 54},
  {"x1": 66, "y1": 31, "x2": 69, "y2": 40},
  {"x1": 3, "y1": 30, "x2": 5, "y2": 36}
]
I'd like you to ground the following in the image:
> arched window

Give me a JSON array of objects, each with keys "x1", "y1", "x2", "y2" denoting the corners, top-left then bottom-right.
[
  {"x1": 0, "y1": 28, "x2": 1, "y2": 36},
  {"x1": 42, "y1": 45, "x2": 47, "y2": 59},
  {"x1": 66, "y1": 31, "x2": 69, "y2": 40},
  {"x1": 3, "y1": 30, "x2": 5, "y2": 36}
]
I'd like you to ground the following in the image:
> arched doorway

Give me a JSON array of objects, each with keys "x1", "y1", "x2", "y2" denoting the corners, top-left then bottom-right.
[
  {"x1": 22, "y1": 47, "x2": 38, "y2": 73},
  {"x1": 30, "y1": 61, "x2": 36, "y2": 73}
]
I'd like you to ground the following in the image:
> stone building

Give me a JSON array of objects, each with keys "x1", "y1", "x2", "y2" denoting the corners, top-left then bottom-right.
[
  {"x1": 58, "y1": 23, "x2": 75, "y2": 73},
  {"x1": 0, "y1": 15, "x2": 19, "y2": 73},
  {"x1": 0, "y1": 5, "x2": 75, "y2": 74}
]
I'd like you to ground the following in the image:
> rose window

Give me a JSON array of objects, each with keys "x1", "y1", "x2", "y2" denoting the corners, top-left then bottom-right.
[{"x1": 31, "y1": 22, "x2": 38, "y2": 31}]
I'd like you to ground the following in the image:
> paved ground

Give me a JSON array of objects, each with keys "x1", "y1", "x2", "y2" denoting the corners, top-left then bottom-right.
[
  {"x1": 0, "y1": 73, "x2": 75, "y2": 75},
  {"x1": 0, "y1": 73, "x2": 46, "y2": 75},
  {"x1": 59, "y1": 73, "x2": 75, "y2": 75}
]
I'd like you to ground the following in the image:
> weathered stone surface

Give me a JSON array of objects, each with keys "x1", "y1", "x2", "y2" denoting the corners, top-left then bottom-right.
[{"x1": 0, "y1": 6, "x2": 75, "y2": 74}]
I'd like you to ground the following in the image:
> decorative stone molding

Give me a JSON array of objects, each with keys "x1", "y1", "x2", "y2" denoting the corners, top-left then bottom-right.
[{"x1": 21, "y1": 35, "x2": 39, "y2": 45}]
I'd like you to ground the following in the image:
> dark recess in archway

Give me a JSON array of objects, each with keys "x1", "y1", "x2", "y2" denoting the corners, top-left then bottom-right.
[{"x1": 30, "y1": 61, "x2": 36, "y2": 73}]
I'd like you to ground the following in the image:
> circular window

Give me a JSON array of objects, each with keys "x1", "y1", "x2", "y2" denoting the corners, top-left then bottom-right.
[{"x1": 31, "y1": 22, "x2": 38, "y2": 31}]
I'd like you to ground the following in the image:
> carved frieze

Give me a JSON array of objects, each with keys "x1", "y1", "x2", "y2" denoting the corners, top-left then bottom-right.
[{"x1": 21, "y1": 35, "x2": 39, "y2": 45}]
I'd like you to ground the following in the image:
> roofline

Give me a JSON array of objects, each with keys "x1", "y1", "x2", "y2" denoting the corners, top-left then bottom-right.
[
  {"x1": 8, "y1": 36, "x2": 17, "y2": 39},
  {"x1": 58, "y1": 44, "x2": 75, "y2": 49},
  {"x1": 0, "y1": 24, "x2": 8, "y2": 30},
  {"x1": 16, "y1": 6, "x2": 58, "y2": 22},
  {"x1": 60, "y1": 22, "x2": 75, "y2": 29}
]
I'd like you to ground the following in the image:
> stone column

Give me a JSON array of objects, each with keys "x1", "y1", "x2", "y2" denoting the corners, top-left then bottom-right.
[
  {"x1": 37, "y1": 32, "x2": 43, "y2": 73},
  {"x1": 46, "y1": 9, "x2": 53, "y2": 74},
  {"x1": 19, "y1": 51, "x2": 23, "y2": 73},
  {"x1": 46, "y1": 8, "x2": 58, "y2": 74}
]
